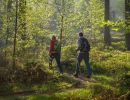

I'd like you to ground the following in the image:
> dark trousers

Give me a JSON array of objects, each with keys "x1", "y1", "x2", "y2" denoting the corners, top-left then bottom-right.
[
  {"x1": 49, "y1": 53, "x2": 63, "y2": 73},
  {"x1": 76, "y1": 52, "x2": 91, "y2": 76}
]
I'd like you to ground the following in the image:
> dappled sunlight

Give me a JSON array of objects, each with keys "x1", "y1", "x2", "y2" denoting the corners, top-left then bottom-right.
[{"x1": 0, "y1": 0, "x2": 130, "y2": 100}]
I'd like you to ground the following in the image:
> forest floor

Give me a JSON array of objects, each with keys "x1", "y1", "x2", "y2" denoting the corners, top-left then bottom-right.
[
  {"x1": 0, "y1": 74, "x2": 105, "y2": 100},
  {"x1": 0, "y1": 69, "x2": 130, "y2": 100},
  {"x1": 0, "y1": 33, "x2": 130, "y2": 100}
]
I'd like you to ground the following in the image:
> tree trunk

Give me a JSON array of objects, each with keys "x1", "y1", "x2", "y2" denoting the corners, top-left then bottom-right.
[
  {"x1": 125, "y1": 0, "x2": 130, "y2": 50},
  {"x1": 13, "y1": 0, "x2": 18, "y2": 68},
  {"x1": 104, "y1": 0, "x2": 111, "y2": 46},
  {"x1": 60, "y1": 0, "x2": 65, "y2": 50},
  {"x1": 5, "y1": 0, "x2": 12, "y2": 67},
  {"x1": 5, "y1": 0, "x2": 12, "y2": 59}
]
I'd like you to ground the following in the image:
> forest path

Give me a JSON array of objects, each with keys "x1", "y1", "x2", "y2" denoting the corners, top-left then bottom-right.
[{"x1": 0, "y1": 73, "x2": 97, "y2": 97}]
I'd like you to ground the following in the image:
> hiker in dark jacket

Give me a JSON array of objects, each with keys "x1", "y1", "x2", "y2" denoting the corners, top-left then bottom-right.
[
  {"x1": 74, "y1": 32, "x2": 91, "y2": 78},
  {"x1": 49, "y1": 35, "x2": 63, "y2": 73}
]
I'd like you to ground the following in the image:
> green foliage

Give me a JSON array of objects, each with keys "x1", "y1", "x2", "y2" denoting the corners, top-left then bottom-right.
[
  {"x1": 62, "y1": 45, "x2": 77, "y2": 61},
  {"x1": 1, "y1": 48, "x2": 130, "y2": 99},
  {"x1": 125, "y1": 25, "x2": 130, "y2": 34},
  {"x1": 118, "y1": 71, "x2": 130, "y2": 94},
  {"x1": 111, "y1": 20, "x2": 125, "y2": 31},
  {"x1": 91, "y1": 48, "x2": 130, "y2": 75},
  {"x1": 86, "y1": 0, "x2": 104, "y2": 34},
  {"x1": 54, "y1": 89, "x2": 92, "y2": 100},
  {"x1": 112, "y1": 41, "x2": 125, "y2": 50},
  {"x1": 90, "y1": 82, "x2": 114, "y2": 96},
  {"x1": 0, "y1": 0, "x2": 129, "y2": 99}
]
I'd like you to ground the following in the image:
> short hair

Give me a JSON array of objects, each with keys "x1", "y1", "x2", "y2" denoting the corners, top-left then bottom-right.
[
  {"x1": 79, "y1": 32, "x2": 83, "y2": 36},
  {"x1": 52, "y1": 35, "x2": 56, "y2": 39}
]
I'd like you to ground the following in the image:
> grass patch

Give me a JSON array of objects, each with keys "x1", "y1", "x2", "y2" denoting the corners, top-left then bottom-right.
[{"x1": 54, "y1": 88, "x2": 93, "y2": 100}]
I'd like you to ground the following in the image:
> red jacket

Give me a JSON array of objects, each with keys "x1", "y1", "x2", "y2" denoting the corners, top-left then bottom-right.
[{"x1": 49, "y1": 39, "x2": 55, "y2": 55}]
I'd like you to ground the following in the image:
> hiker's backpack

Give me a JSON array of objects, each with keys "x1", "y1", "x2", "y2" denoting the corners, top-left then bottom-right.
[
  {"x1": 54, "y1": 40, "x2": 61, "y2": 52},
  {"x1": 80, "y1": 38, "x2": 90, "y2": 52}
]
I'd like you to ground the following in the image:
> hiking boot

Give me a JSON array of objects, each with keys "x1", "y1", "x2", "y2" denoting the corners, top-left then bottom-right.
[{"x1": 73, "y1": 73, "x2": 78, "y2": 78}]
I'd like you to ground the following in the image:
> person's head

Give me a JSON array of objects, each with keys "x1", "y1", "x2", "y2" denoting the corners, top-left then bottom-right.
[
  {"x1": 79, "y1": 32, "x2": 83, "y2": 37},
  {"x1": 52, "y1": 35, "x2": 56, "y2": 41}
]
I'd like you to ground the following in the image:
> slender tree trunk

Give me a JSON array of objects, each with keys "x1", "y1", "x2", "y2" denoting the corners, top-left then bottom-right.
[
  {"x1": 60, "y1": 0, "x2": 64, "y2": 50},
  {"x1": 5, "y1": 0, "x2": 12, "y2": 60},
  {"x1": 13, "y1": 0, "x2": 18, "y2": 68},
  {"x1": 104, "y1": 0, "x2": 111, "y2": 46},
  {"x1": 125, "y1": 0, "x2": 130, "y2": 50}
]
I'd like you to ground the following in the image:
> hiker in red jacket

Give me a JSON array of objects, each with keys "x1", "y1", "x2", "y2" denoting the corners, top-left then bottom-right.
[{"x1": 49, "y1": 35, "x2": 63, "y2": 73}]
